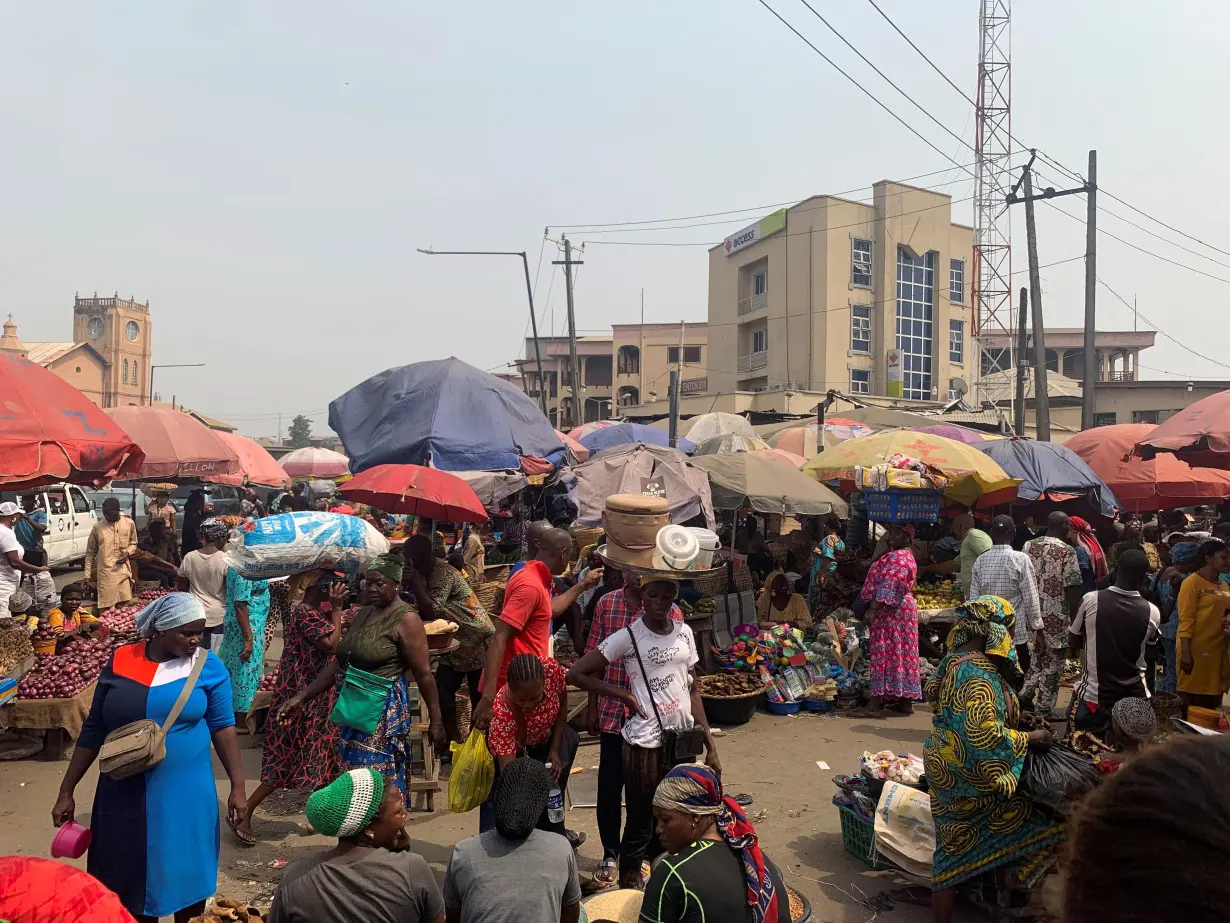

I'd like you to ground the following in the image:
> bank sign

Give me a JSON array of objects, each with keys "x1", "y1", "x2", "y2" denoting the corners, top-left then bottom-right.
[{"x1": 723, "y1": 208, "x2": 787, "y2": 257}]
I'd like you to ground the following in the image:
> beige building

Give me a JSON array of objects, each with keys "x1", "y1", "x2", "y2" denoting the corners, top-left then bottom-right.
[
  {"x1": 978, "y1": 328, "x2": 1156, "y2": 383},
  {"x1": 706, "y1": 181, "x2": 974, "y2": 402},
  {"x1": 504, "y1": 322, "x2": 708, "y2": 428},
  {"x1": 1, "y1": 294, "x2": 153, "y2": 407}
]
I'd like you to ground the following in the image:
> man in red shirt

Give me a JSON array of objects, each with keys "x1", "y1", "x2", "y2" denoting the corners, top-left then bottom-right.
[{"x1": 472, "y1": 528, "x2": 601, "y2": 730}]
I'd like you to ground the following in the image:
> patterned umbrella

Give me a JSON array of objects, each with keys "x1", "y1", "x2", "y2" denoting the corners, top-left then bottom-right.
[{"x1": 279, "y1": 446, "x2": 351, "y2": 479}]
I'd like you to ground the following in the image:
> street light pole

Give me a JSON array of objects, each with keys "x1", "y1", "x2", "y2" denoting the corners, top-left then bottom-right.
[
  {"x1": 148, "y1": 363, "x2": 206, "y2": 405},
  {"x1": 417, "y1": 248, "x2": 549, "y2": 418}
]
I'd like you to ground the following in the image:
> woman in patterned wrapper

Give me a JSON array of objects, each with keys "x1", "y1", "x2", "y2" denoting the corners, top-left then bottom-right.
[
  {"x1": 853, "y1": 523, "x2": 923, "y2": 717},
  {"x1": 924, "y1": 596, "x2": 1063, "y2": 923}
]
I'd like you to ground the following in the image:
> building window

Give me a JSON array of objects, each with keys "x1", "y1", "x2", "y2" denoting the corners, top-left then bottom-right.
[
  {"x1": 122, "y1": 359, "x2": 129, "y2": 384},
  {"x1": 617, "y1": 345, "x2": 640, "y2": 375},
  {"x1": 1095, "y1": 412, "x2": 1117, "y2": 427},
  {"x1": 1132, "y1": 410, "x2": 1161, "y2": 425},
  {"x1": 949, "y1": 319, "x2": 964, "y2": 364},
  {"x1": 752, "y1": 330, "x2": 767, "y2": 353},
  {"x1": 850, "y1": 368, "x2": 871, "y2": 395},
  {"x1": 851, "y1": 305, "x2": 871, "y2": 354},
  {"x1": 667, "y1": 346, "x2": 702, "y2": 364},
  {"x1": 753, "y1": 270, "x2": 767, "y2": 296},
  {"x1": 896, "y1": 247, "x2": 935, "y2": 400},
  {"x1": 949, "y1": 258, "x2": 965, "y2": 303},
  {"x1": 852, "y1": 239, "x2": 872, "y2": 287}
]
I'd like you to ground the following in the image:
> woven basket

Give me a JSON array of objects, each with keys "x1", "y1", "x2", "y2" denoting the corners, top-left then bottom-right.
[
  {"x1": 1151, "y1": 691, "x2": 1183, "y2": 727},
  {"x1": 570, "y1": 525, "x2": 603, "y2": 557},
  {"x1": 456, "y1": 689, "x2": 473, "y2": 739},
  {"x1": 483, "y1": 563, "x2": 511, "y2": 583},
  {"x1": 474, "y1": 581, "x2": 503, "y2": 613}
]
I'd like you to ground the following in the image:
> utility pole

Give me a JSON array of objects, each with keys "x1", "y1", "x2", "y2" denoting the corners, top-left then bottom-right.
[
  {"x1": 553, "y1": 237, "x2": 584, "y2": 428},
  {"x1": 1014, "y1": 287, "x2": 1028, "y2": 437},
  {"x1": 1022, "y1": 166, "x2": 1051, "y2": 441},
  {"x1": 668, "y1": 370, "x2": 680, "y2": 448},
  {"x1": 1082, "y1": 150, "x2": 1098, "y2": 429}
]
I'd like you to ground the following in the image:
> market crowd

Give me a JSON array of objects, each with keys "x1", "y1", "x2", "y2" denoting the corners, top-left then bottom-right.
[{"x1": 6, "y1": 482, "x2": 1230, "y2": 923}]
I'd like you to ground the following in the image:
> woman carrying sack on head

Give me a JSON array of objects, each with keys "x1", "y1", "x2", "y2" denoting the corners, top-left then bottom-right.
[
  {"x1": 278, "y1": 554, "x2": 445, "y2": 795},
  {"x1": 568, "y1": 575, "x2": 720, "y2": 890},
  {"x1": 50, "y1": 593, "x2": 247, "y2": 923}
]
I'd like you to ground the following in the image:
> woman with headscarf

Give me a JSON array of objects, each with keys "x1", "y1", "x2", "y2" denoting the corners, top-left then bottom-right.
[
  {"x1": 754, "y1": 570, "x2": 811, "y2": 630},
  {"x1": 233, "y1": 571, "x2": 347, "y2": 845},
  {"x1": 925, "y1": 596, "x2": 1062, "y2": 923},
  {"x1": 279, "y1": 553, "x2": 445, "y2": 795},
  {"x1": 1068, "y1": 516, "x2": 1107, "y2": 594},
  {"x1": 1152, "y1": 540, "x2": 1200, "y2": 694},
  {"x1": 643, "y1": 763, "x2": 787, "y2": 923},
  {"x1": 854, "y1": 524, "x2": 922, "y2": 717},
  {"x1": 51, "y1": 593, "x2": 247, "y2": 923}
]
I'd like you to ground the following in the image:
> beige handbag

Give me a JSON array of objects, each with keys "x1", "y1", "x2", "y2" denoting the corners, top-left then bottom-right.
[{"x1": 98, "y1": 651, "x2": 207, "y2": 780}]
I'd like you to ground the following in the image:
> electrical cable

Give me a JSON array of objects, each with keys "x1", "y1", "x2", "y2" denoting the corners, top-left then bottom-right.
[{"x1": 1095, "y1": 275, "x2": 1230, "y2": 373}]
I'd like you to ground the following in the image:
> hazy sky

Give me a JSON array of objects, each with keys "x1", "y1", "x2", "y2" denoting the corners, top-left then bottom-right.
[{"x1": 4, "y1": 2, "x2": 1227, "y2": 438}]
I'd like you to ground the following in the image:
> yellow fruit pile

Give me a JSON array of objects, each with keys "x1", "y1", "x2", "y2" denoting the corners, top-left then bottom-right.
[{"x1": 911, "y1": 579, "x2": 964, "y2": 610}]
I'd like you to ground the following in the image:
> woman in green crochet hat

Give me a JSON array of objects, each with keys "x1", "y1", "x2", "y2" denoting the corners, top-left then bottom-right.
[
  {"x1": 269, "y1": 768, "x2": 445, "y2": 922},
  {"x1": 278, "y1": 553, "x2": 445, "y2": 795}
]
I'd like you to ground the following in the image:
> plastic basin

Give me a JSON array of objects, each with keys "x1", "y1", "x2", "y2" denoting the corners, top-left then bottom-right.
[
  {"x1": 765, "y1": 699, "x2": 801, "y2": 716},
  {"x1": 51, "y1": 821, "x2": 92, "y2": 859},
  {"x1": 701, "y1": 693, "x2": 762, "y2": 726}
]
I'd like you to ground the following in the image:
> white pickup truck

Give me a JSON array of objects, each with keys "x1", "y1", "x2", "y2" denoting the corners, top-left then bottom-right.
[{"x1": 0, "y1": 483, "x2": 98, "y2": 568}]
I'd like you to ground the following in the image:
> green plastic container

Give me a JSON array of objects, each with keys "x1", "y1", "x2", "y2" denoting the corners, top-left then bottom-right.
[{"x1": 836, "y1": 805, "x2": 895, "y2": 871}]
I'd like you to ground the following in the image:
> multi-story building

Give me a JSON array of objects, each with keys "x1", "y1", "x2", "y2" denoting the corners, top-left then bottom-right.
[
  {"x1": 611, "y1": 322, "x2": 708, "y2": 408},
  {"x1": 0, "y1": 293, "x2": 153, "y2": 407},
  {"x1": 706, "y1": 181, "x2": 974, "y2": 403},
  {"x1": 977, "y1": 328, "x2": 1156, "y2": 383}
]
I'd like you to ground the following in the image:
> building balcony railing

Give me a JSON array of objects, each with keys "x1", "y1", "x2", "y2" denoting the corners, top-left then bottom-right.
[
  {"x1": 737, "y1": 350, "x2": 768, "y2": 373},
  {"x1": 1107, "y1": 370, "x2": 1134, "y2": 382},
  {"x1": 738, "y1": 292, "x2": 768, "y2": 316}
]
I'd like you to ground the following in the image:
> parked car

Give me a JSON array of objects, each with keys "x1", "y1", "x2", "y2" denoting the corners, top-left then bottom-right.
[
  {"x1": 168, "y1": 483, "x2": 244, "y2": 518},
  {"x1": 0, "y1": 484, "x2": 98, "y2": 568},
  {"x1": 83, "y1": 485, "x2": 149, "y2": 533}
]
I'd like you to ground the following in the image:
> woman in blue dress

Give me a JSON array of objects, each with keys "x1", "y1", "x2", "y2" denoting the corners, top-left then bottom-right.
[
  {"x1": 52, "y1": 593, "x2": 247, "y2": 923},
  {"x1": 220, "y1": 566, "x2": 271, "y2": 722}
]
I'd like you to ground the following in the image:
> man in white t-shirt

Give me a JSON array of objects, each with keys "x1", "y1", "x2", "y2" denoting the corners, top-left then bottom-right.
[
  {"x1": 177, "y1": 518, "x2": 230, "y2": 651},
  {"x1": 0, "y1": 502, "x2": 50, "y2": 619},
  {"x1": 567, "y1": 577, "x2": 720, "y2": 889}
]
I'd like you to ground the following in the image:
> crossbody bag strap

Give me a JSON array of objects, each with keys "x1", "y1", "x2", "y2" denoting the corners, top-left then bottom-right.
[
  {"x1": 160, "y1": 649, "x2": 208, "y2": 734},
  {"x1": 627, "y1": 625, "x2": 667, "y2": 738}
]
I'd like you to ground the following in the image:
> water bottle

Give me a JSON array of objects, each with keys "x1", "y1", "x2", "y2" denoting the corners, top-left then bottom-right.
[{"x1": 545, "y1": 763, "x2": 565, "y2": 825}]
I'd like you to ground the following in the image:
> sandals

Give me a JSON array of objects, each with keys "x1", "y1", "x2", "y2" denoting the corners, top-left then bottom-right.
[
  {"x1": 582, "y1": 857, "x2": 619, "y2": 895},
  {"x1": 227, "y1": 814, "x2": 257, "y2": 847},
  {"x1": 566, "y1": 829, "x2": 587, "y2": 850}
]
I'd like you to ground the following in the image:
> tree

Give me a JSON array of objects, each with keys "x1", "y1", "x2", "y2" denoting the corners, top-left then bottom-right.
[{"x1": 288, "y1": 415, "x2": 313, "y2": 448}]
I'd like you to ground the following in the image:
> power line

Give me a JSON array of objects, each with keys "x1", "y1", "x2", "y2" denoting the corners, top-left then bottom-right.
[
  {"x1": 1096, "y1": 275, "x2": 1230, "y2": 372},
  {"x1": 753, "y1": 0, "x2": 975, "y2": 181}
]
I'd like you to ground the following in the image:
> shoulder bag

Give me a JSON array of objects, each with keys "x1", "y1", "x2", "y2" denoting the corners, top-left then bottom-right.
[
  {"x1": 329, "y1": 605, "x2": 396, "y2": 735},
  {"x1": 627, "y1": 624, "x2": 706, "y2": 768},
  {"x1": 98, "y1": 649, "x2": 207, "y2": 780}
]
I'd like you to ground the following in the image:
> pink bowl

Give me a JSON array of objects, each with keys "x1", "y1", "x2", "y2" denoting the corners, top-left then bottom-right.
[{"x1": 51, "y1": 821, "x2": 92, "y2": 859}]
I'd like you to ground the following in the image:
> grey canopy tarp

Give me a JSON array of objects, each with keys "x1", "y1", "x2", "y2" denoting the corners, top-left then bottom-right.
[
  {"x1": 569, "y1": 443, "x2": 715, "y2": 529},
  {"x1": 689, "y1": 452, "x2": 850, "y2": 517}
]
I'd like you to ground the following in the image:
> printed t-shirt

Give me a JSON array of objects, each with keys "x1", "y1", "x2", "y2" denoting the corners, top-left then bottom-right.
[
  {"x1": 484, "y1": 560, "x2": 552, "y2": 693},
  {"x1": 488, "y1": 657, "x2": 567, "y2": 756},
  {"x1": 599, "y1": 618, "x2": 698, "y2": 748},
  {"x1": 180, "y1": 549, "x2": 228, "y2": 628}
]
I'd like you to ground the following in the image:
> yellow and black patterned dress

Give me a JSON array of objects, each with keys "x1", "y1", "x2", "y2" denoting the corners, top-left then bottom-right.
[{"x1": 924, "y1": 647, "x2": 1064, "y2": 889}]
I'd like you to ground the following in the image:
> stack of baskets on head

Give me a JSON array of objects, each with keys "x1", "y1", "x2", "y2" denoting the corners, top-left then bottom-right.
[{"x1": 599, "y1": 494, "x2": 671, "y2": 570}]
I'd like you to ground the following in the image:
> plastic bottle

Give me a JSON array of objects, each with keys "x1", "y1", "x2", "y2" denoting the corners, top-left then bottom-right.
[{"x1": 544, "y1": 763, "x2": 565, "y2": 825}]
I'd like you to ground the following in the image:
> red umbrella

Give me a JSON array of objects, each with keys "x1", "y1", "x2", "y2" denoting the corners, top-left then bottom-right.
[
  {"x1": 1133, "y1": 390, "x2": 1230, "y2": 467},
  {"x1": 280, "y1": 446, "x2": 350, "y2": 479},
  {"x1": 1066, "y1": 423, "x2": 1230, "y2": 512},
  {"x1": 0, "y1": 354, "x2": 145, "y2": 489},
  {"x1": 214, "y1": 431, "x2": 290, "y2": 488},
  {"x1": 337, "y1": 464, "x2": 487, "y2": 522},
  {"x1": 104, "y1": 406, "x2": 242, "y2": 482}
]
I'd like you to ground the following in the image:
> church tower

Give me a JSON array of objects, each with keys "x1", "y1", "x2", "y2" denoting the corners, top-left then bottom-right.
[{"x1": 73, "y1": 293, "x2": 152, "y2": 406}]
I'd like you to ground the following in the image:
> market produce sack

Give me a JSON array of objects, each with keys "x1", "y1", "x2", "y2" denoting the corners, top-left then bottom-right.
[
  {"x1": 98, "y1": 649, "x2": 205, "y2": 780},
  {"x1": 226, "y1": 512, "x2": 390, "y2": 580},
  {"x1": 329, "y1": 664, "x2": 394, "y2": 735},
  {"x1": 873, "y1": 781, "x2": 934, "y2": 880},
  {"x1": 1020, "y1": 742, "x2": 1102, "y2": 811},
  {"x1": 448, "y1": 729, "x2": 495, "y2": 813}
]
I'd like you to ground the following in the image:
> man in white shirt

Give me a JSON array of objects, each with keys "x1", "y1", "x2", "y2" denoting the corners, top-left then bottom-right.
[
  {"x1": 970, "y1": 515, "x2": 1044, "y2": 673},
  {"x1": 0, "y1": 502, "x2": 51, "y2": 618},
  {"x1": 177, "y1": 518, "x2": 230, "y2": 651}
]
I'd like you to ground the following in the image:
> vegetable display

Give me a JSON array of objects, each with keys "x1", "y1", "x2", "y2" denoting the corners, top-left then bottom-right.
[
  {"x1": 697, "y1": 673, "x2": 765, "y2": 699},
  {"x1": 0, "y1": 627, "x2": 34, "y2": 675},
  {"x1": 16, "y1": 638, "x2": 112, "y2": 700}
]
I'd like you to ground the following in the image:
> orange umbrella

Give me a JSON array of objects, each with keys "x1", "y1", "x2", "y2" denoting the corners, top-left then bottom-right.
[
  {"x1": 753, "y1": 447, "x2": 806, "y2": 469},
  {"x1": 1066, "y1": 423, "x2": 1230, "y2": 512},
  {"x1": 1134, "y1": 390, "x2": 1230, "y2": 468},
  {"x1": 104, "y1": 406, "x2": 242, "y2": 483},
  {"x1": 338, "y1": 463, "x2": 487, "y2": 523},
  {"x1": 554, "y1": 429, "x2": 591, "y2": 462},
  {"x1": 213, "y1": 431, "x2": 290, "y2": 489}
]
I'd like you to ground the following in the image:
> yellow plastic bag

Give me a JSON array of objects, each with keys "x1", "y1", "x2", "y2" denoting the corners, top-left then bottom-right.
[{"x1": 448, "y1": 729, "x2": 495, "y2": 814}]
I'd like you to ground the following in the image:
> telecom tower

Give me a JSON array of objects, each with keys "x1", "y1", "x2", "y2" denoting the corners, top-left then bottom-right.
[{"x1": 972, "y1": 0, "x2": 1013, "y2": 406}]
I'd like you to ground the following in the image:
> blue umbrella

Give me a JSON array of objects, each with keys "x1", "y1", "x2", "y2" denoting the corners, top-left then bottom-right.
[
  {"x1": 577, "y1": 423, "x2": 696, "y2": 456},
  {"x1": 328, "y1": 357, "x2": 565, "y2": 472},
  {"x1": 976, "y1": 438, "x2": 1119, "y2": 518}
]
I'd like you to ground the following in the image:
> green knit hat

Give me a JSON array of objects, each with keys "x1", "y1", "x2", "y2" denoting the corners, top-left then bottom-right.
[{"x1": 306, "y1": 769, "x2": 385, "y2": 837}]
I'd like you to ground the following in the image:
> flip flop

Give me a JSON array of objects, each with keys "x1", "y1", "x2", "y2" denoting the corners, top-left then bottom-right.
[
  {"x1": 227, "y1": 814, "x2": 257, "y2": 847},
  {"x1": 733, "y1": 793, "x2": 754, "y2": 806},
  {"x1": 566, "y1": 829, "x2": 587, "y2": 850}
]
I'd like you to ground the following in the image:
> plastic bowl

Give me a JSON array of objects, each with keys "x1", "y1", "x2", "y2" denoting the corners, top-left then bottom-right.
[
  {"x1": 51, "y1": 821, "x2": 92, "y2": 859},
  {"x1": 803, "y1": 699, "x2": 835, "y2": 713},
  {"x1": 765, "y1": 699, "x2": 801, "y2": 716}
]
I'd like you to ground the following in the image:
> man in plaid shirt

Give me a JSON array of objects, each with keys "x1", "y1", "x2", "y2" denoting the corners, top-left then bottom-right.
[
  {"x1": 583, "y1": 570, "x2": 683, "y2": 888},
  {"x1": 970, "y1": 515, "x2": 1044, "y2": 673}
]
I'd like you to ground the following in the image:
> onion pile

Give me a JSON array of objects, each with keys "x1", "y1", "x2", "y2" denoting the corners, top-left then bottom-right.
[
  {"x1": 18, "y1": 637, "x2": 113, "y2": 699},
  {"x1": 258, "y1": 666, "x2": 281, "y2": 692},
  {"x1": 99, "y1": 588, "x2": 170, "y2": 637}
]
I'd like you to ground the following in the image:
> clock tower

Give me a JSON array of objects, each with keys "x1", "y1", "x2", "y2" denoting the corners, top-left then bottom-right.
[{"x1": 73, "y1": 293, "x2": 152, "y2": 407}]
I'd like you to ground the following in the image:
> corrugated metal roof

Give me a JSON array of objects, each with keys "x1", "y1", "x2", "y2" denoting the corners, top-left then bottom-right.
[{"x1": 24, "y1": 341, "x2": 81, "y2": 365}]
